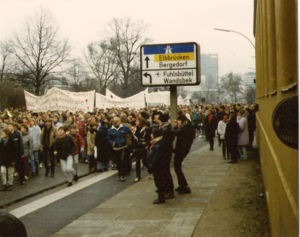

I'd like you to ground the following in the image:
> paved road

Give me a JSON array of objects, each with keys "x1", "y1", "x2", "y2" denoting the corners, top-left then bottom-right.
[{"x1": 4, "y1": 136, "x2": 209, "y2": 237}]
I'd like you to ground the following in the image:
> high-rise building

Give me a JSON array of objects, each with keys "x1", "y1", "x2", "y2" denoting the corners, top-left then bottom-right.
[
  {"x1": 244, "y1": 71, "x2": 256, "y2": 86},
  {"x1": 200, "y1": 54, "x2": 219, "y2": 89}
]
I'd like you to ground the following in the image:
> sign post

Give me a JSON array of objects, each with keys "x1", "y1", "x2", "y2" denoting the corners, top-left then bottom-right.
[{"x1": 140, "y1": 42, "x2": 200, "y2": 123}]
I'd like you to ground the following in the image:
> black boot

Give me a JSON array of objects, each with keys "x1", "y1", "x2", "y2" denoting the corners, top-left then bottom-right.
[
  {"x1": 178, "y1": 187, "x2": 191, "y2": 194},
  {"x1": 74, "y1": 174, "x2": 79, "y2": 182},
  {"x1": 153, "y1": 198, "x2": 165, "y2": 204}
]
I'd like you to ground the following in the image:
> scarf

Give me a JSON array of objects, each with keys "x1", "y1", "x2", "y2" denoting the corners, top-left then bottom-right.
[
  {"x1": 42, "y1": 126, "x2": 52, "y2": 147},
  {"x1": 39, "y1": 123, "x2": 45, "y2": 129}
]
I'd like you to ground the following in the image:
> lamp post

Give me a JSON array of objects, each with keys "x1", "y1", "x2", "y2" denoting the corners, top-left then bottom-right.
[{"x1": 214, "y1": 28, "x2": 255, "y2": 49}]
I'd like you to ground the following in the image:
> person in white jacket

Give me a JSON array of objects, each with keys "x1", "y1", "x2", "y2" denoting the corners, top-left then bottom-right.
[
  {"x1": 237, "y1": 109, "x2": 249, "y2": 160},
  {"x1": 217, "y1": 113, "x2": 229, "y2": 159}
]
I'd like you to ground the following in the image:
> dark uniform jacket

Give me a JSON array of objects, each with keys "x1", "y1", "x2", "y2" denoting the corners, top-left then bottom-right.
[
  {"x1": 172, "y1": 122, "x2": 194, "y2": 154},
  {"x1": 149, "y1": 123, "x2": 174, "y2": 170}
]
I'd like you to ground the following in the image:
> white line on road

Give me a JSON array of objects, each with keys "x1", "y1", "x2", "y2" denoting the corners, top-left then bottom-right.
[{"x1": 9, "y1": 170, "x2": 118, "y2": 218}]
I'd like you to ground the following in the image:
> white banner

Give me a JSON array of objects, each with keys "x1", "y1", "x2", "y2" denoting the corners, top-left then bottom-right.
[
  {"x1": 146, "y1": 91, "x2": 170, "y2": 106},
  {"x1": 96, "y1": 89, "x2": 147, "y2": 109},
  {"x1": 177, "y1": 94, "x2": 190, "y2": 105},
  {"x1": 24, "y1": 88, "x2": 95, "y2": 113},
  {"x1": 105, "y1": 89, "x2": 122, "y2": 100},
  {"x1": 177, "y1": 94, "x2": 183, "y2": 105}
]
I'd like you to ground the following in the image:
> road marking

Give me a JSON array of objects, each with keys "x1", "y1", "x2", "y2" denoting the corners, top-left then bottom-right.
[{"x1": 9, "y1": 170, "x2": 118, "y2": 218}]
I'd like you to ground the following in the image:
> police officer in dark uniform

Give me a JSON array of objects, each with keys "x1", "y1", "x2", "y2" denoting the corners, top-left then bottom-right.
[
  {"x1": 148, "y1": 113, "x2": 174, "y2": 204},
  {"x1": 172, "y1": 115, "x2": 194, "y2": 194}
]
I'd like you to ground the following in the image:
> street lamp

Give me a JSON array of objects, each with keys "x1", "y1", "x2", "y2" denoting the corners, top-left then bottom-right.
[{"x1": 214, "y1": 28, "x2": 255, "y2": 49}]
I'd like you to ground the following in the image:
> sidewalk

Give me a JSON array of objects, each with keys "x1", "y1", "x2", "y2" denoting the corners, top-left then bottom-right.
[{"x1": 52, "y1": 139, "x2": 269, "y2": 237}]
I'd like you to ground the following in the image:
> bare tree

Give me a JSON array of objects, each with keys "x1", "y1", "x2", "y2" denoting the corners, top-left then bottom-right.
[
  {"x1": 9, "y1": 6, "x2": 71, "y2": 95},
  {"x1": 0, "y1": 81, "x2": 25, "y2": 110},
  {"x1": 0, "y1": 40, "x2": 16, "y2": 83},
  {"x1": 0, "y1": 40, "x2": 25, "y2": 109},
  {"x1": 220, "y1": 72, "x2": 244, "y2": 103},
  {"x1": 106, "y1": 18, "x2": 151, "y2": 97},
  {"x1": 85, "y1": 40, "x2": 119, "y2": 95},
  {"x1": 65, "y1": 58, "x2": 88, "y2": 92},
  {"x1": 108, "y1": 65, "x2": 144, "y2": 97}
]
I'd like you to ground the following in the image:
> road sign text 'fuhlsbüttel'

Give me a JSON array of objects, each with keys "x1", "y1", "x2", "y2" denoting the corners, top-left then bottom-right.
[{"x1": 140, "y1": 42, "x2": 200, "y2": 86}]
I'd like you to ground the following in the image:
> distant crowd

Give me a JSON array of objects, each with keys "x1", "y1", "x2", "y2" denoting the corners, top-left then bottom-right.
[{"x1": 0, "y1": 103, "x2": 257, "y2": 204}]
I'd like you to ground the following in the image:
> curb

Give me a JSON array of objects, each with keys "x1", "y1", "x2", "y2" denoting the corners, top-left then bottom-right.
[{"x1": 0, "y1": 172, "x2": 92, "y2": 209}]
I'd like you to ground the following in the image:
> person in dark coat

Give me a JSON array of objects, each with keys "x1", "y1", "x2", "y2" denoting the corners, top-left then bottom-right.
[
  {"x1": 148, "y1": 113, "x2": 175, "y2": 204},
  {"x1": 172, "y1": 115, "x2": 194, "y2": 194},
  {"x1": 53, "y1": 126, "x2": 77, "y2": 187},
  {"x1": 40, "y1": 118, "x2": 58, "y2": 177},
  {"x1": 131, "y1": 117, "x2": 151, "y2": 182},
  {"x1": 225, "y1": 114, "x2": 240, "y2": 163},
  {"x1": 95, "y1": 121, "x2": 111, "y2": 172},
  {"x1": 7, "y1": 122, "x2": 25, "y2": 184},
  {"x1": 0, "y1": 129, "x2": 18, "y2": 191},
  {"x1": 204, "y1": 109, "x2": 218, "y2": 151}
]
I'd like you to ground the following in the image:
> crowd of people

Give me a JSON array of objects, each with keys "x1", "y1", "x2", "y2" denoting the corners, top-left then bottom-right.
[{"x1": 0, "y1": 103, "x2": 256, "y2": 204}]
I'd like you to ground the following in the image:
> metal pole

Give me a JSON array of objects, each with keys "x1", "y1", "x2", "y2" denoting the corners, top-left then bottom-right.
[
  {"x1": 170, "y1": 86, "x2": 177, "y2": 167},
  {"x1": 170, "y1": 86, "x2": 177, "y2": 124},
  {"x1": 214, "y1": 28, "x2": 255, "y2": 49}
]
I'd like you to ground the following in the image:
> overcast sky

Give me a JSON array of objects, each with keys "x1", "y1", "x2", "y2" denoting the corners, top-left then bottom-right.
[{"x1": 0, "y1": 0, "x2": 255, "y2": 77}]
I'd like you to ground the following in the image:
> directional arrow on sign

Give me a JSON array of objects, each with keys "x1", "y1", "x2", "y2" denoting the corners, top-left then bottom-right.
[
  {"x1": 144, "y1": 56, "x2": 150, "y2": 68},
  {"x1": 143, "y1": 72, "x2": 152, "y2": 84}
]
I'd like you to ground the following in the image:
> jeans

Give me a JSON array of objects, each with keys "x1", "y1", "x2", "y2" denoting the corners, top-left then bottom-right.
[
  {"x1": 72, "y1": 154, "x2": 79, "y2": 174},
  {"x1": 1, "y1": 166, "x2": 14, "y2": 185},
  {"x1": 30, "y1": 151, "x2": 39, "y2": 172},
  {"x1": 238, "y1": 145, "x2": 247, "y2": 159},
  {"x1": 113, "y1": 149, "x2": 127, "y2": 177},
  {"x1": 42, "y1": 148, "x2": 55, "y2": 175},
  {"x1": 98, "y1": 162, "x2": 109, "y2": 171},
  {"x1": 60, "y1": 156, "x2": 76, "y2": 183},
  {"x1": 199, "y1": 127, "x2": 205, "y2": 136}
]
